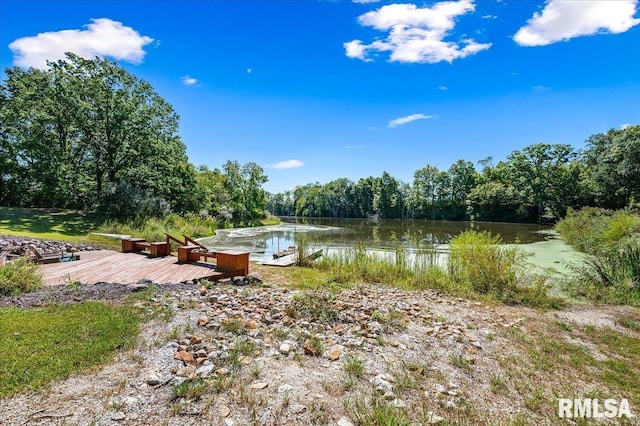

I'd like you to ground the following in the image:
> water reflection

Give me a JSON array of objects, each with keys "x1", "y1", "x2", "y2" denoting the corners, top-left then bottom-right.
[{"x1": 198, "y1": 218, "x2": 550, "y2": 262}]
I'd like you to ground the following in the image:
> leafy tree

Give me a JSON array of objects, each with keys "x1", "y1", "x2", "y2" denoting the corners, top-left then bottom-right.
[
  {"x1": 222, "y1": 160, "x2": 268, "y2": 225},
  {"x1": 505, "y1": 143, "x2": 576, "y2": 221},
  {"x1": 1, "y1": 53, "x2": 194, "y2": 217},
  {"x1": 582, "y1": 126, "x2": 640, "y2": 209}
]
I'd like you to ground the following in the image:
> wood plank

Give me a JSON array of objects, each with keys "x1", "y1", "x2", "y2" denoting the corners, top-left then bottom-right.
[{"x1": 40, "y1": 252, "x2": 234, "y2": 286}]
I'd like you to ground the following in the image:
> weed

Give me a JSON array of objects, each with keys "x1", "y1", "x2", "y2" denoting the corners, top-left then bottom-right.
[
  {"x1": 304, "y1": 333, "x2": 325, "y2": 357},
  {"x1": 557, "y1": 321, "x2": 573, "y2": 332},
  {"x1": 617, "y1": 317, "x2": 640, "y2": 330},
  {"x1": 350, "y1": 393, "x2": 411, "y2": 426},
  {"x1": 250, "y1": 366, "x2": 262, "y2": 379},
  {"x1": 272, "y1": 326, "x2": 289, "y2": 340},
  {"x1": 489, "y1": 375, "x2": 508, "y2": 394},
  {"x1": 0, "y1": 257, "x2": 43, "y2": 296},
  {"x1": 343, "y1": 355, "x2": 366, "y2": 379},
  {"x1": 170, "y1": 378, "x2": 207, "y2": 401},
  {"x1": 450, "y1": 354, "x2": 472, "y2": 370},
  {"x1": 524, "y1": 388, "x2": 547, "y2": 412},
  {"x1": 221, "y1": 318, "x2": 244, "y2": 334},
  {"x1": 289, "y1": 290, "x2": 339, "y2": 323}
]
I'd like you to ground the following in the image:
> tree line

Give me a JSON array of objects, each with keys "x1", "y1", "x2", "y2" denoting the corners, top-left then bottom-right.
[
  {"x1": 2, "y1": 54, "x2": 637, "y2": 225},
  {"x1": 267, "y1": 125, "x2": 640, "y2": 223},
  {"x1": 0, "y1": 54, "x2": 268, "y2": 226}
]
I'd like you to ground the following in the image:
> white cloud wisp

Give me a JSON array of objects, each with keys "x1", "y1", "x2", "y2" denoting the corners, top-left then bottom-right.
[
  {"x1": 344, "y1": 1, "x2": 491, "y2": 64},
  {"x1": 9, "y1": 18, "x2": 154, "y2": 69},
  {"x1": 514, "y1": 0, "x2": 640, "y2": 46},
  {"x1": 182, "y1": 75, "x2": 198, "y2": 86},
  {"x1": 388, "y1": 113, "x2": 435, "y2": 128},
  {"x1": 266, "y1": 159, "x2": 304, "y2": 170}
]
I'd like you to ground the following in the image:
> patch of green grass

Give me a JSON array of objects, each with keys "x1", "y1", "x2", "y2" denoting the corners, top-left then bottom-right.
[
  {"x1": 289, "y1": 290, "x2": 340, "y2": 323},
  {"x1": 170, "y1": 377, "x2": 207, "y2": 401},
  {"x1": 0, "y1": 302, "x2": 140, "y2": 397},
  {"x1": 350, "y1": 394, "x2": 411, "y2": 426},
  {"x1": 0, "y1": 207, "x2": 98, "y2": 242},
  {"x1": 0, "y1": 257, "x2": 43, "y2": 296},
  {"x1": 343, "y1": 355, "x2": 365, "y2": 379},
  {"x1": 617, "y1": 317, "x2": 640, "y2": 330},
  {"x1": 490, "y1": 374, "x2": 508, "y2": 394}
]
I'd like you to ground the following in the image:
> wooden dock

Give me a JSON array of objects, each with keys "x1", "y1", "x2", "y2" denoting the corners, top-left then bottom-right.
[
  {"x1": 261, "y1": 249, "x2": 323, "y2": 267},
  {"x1": 42, "y1": 252, "x2": 226, "y2": 286},
  {"x1": 262, "y1": 253, "x2": 297, "y2": 267}
]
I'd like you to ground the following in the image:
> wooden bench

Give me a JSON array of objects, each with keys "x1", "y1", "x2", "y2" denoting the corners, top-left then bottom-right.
[
  {"x1": 122, "y1": 238, "x2": 170, "y2": 257},
  {"x1": 177, "y1": 246, "x2": 249, "y2": 278}
]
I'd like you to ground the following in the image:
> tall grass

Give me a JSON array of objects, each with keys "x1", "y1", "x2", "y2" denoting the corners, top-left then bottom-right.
[
  {"x1": 314, "y1": 231, "x2": 558, "y2": 308},
  {"x1": 98, "y1": 212, "x2": 218, "y2": 242},
  {"x1": 0, "y1": 257, "x2": 43, "y2": 296},
  {"x1": 557, "y1": 207, "x2": 640, "y2": 306}
]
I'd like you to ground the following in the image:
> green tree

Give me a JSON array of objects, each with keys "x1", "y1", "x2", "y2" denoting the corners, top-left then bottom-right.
[
  {"x1": 1, "y1": 53, "x2": 193, "y2": 217},
  {"x1": 222, "y1": 160, "x2": 268, "y2": 225},
  {"x1": 582, "y1": 125, "x2": 640, "y2": 209}
]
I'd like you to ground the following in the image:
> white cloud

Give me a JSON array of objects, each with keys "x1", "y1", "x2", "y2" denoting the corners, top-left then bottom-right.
[
  {"x1": 621, "y1": 123, "x2": 631, "y2": 129},
  {"x1": 247, "y1": 68, "x2": 252, "y2": 74},
  {"x1": 514, "y1": 0, "x2": 640, "y2": 46},
  {"x1": 266, "y1": 159, "x2": 304, "y2": 170},
  {"x1": 438, "y1": 85, "x2": 448, "y2": 91},
  {"x1": 482, "y1": 14, "x2": 497, "y2": 19},
  {"x1": 353, "y1": 0, "x2": 380, "y2": 3},
  {"x1": 344, "y1": 1, "x2": 491, "y2": 64},
  {"x1": 388, "y1": 113, "x2": 435, "y2": 128},
  {"x1": 345, "y1": 144, "x2": 366, "y2": 149},
  {"x1": 8, "y1": 18, "x2": 153, "y2": 69},
  {"x1": 182, "y1": 75, "x2": 198, "y2": 86}
]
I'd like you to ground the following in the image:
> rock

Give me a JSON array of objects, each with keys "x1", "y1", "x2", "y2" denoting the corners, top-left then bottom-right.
[
  {"x1": 371, "y1": 375, "x2": 393, "y2": 392},
  {"x1": 127, "y1": 283, "x2": 148, "y2": 292},
  {"x1": 245, "y1": 273, "x2": 263, "y2": 285},
  {"x1": 190, "y1": 335, "x2": 203, "y2": 345},
  {"x1": 146, "y1": 372, "x2": 161, "y2": 386},
  {"x1": 278, "y1": 384, "x2": 294, "y2": 393},
  {"x1": 196, "y1": 364, "x2": 214, "y2": 376},
  {"x1": 290, "y1": 404, "x2": 307, "y2": 414},
  {"x1": 197, "y1": 316, "x2": 209, "y2": 327},
  {"x1": 111, "y1": 412, "x2": 126, "y2": 421},
  {"x1": 249, "y1": 381, "x2": 268, "y2": 390},
  {"x1": 337, "y1": 417, "x2": 355, "y2": 426},
  {"x1": 303, "y1": 339, "x2": 319, "y2": 356},
  {"x1": 200, "y1": 285, "x2": 208, "y2": 296},
  {"x1": 434, "y1": 384, "x2": 447, "y2": 394},
  {"x1": 279, "y1": 342, "x2": 292, "y2": 354},
  {"x1": 219, "y1": 404, "x2": 231, "y2": 417},
  {"x1": 426, "y1": 412, "x2": 444, "y2": 424},
  {"x1": 392, "y1": 399, "x2": 407, "y2": 408},
  {"x1": 328, "y1": 350, "x2": 340, "y2": 361},
  {"x1": 174, "y1": 350, "x2": 195, "y2": 364},
  {"x1": 224, "y1": 419, "x2": 234, "y2": 426}
]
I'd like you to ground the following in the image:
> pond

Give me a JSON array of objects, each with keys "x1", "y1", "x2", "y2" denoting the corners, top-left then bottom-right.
[{"x1": 198, "y1": 218, "x2": 552, "y2": 263}]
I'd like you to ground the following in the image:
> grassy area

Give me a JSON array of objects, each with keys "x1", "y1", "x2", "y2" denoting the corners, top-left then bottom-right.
[
  {"x1": 0, "y1": 302, "x2": 141, "y2": 397},
  {"x1": 496, "y1": 317, "x2": 640, "y2": 424},
  {"x1": 0, "y1": 207, "x2": 99, "y2": 242}
]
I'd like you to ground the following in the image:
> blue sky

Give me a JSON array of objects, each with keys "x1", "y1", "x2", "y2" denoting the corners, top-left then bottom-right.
[{"x1": 1, "y1": 0, "x2": 639, "y2": 193}]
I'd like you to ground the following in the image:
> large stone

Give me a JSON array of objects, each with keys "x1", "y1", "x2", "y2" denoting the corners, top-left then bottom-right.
[{"x1": 174, "y1": 350, "x2": 195, "y2": 364}]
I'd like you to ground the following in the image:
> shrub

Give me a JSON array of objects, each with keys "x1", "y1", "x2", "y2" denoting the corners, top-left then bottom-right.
[
  {"x1": 449, "y1": 230, "x2": 558, "y2": 307},
  {"x1": 449, "y1": 230, "x2": 523, "y2": 295},
  {"x1": 0, "y1": 257, "x2": 43, "y2": 296}
]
